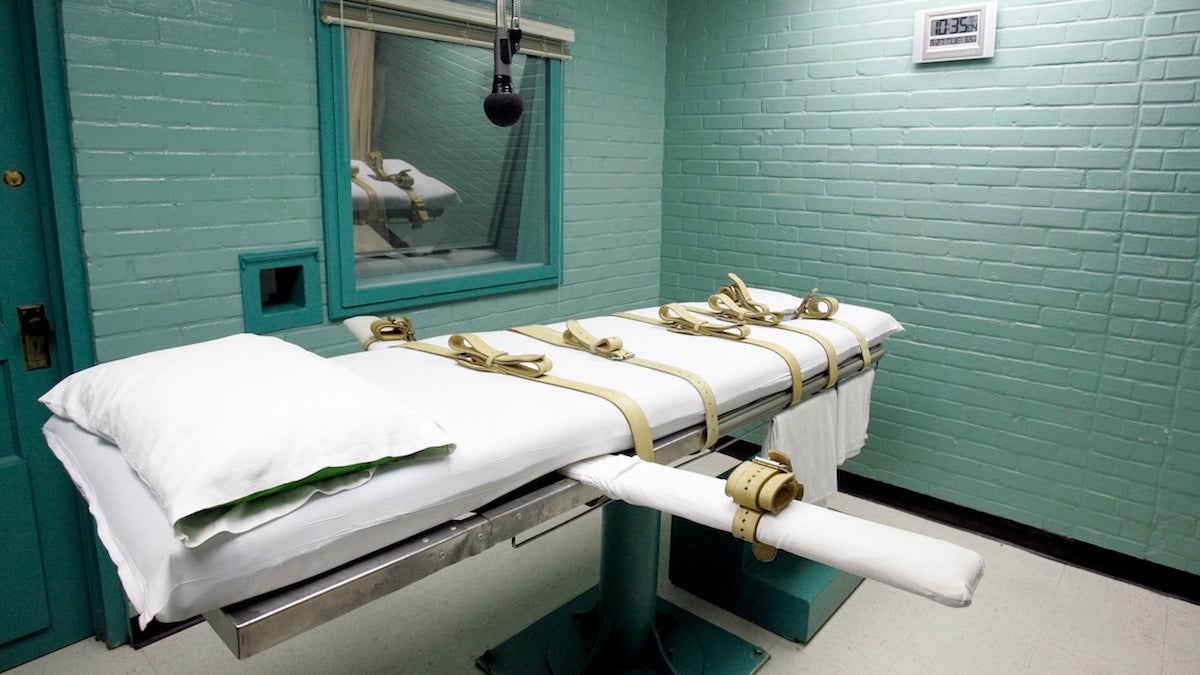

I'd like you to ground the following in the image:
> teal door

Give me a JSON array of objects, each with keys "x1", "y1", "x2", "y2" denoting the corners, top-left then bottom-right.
[{"x1": 0, "y1": 3, "x2": 94, "y2": 669}]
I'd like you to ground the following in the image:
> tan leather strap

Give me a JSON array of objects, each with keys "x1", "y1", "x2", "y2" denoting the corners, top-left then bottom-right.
[
  {"x1": 718, "y1": 273, "x2": 776, "y2": 318},
  {"x1": 511, "y1": 321, "x2": 722, "y2": 450},
  {"x1": 368, "y1": 151, "x2": 430, "y2": 228},
  {"x1": 724, "y1": 454, "x2": 803, "y2": 514},
  {"x1": 794, "y1": 288, "x2": 872, "y2": 369},
  {"x1": 714, "y1": 274, "x2": 872, "y2": 372},
  {"x1": 731, "y1": 508, "x2": 777, "y2": 561},
  {"x1": 692, "y1": 296, "x2": 841, "y2": 389},
  {"x1": 350, "y1": 165, "x2": 388, "y2": 241},
  {"x1": 400, "y1": 334, "x2": 656, "y2": 461},
  {"x1": 707, "y1": 291, "x2": 786, "y2": 326},
  {"x1": 794, "y1": 288, "x2": 838, "y2": 319},
  {"x1": 614, "y1": 304, "x2": 804, "y2": 407},
  {"x1": 361, "y1": 316, "x2": 417, "y2": 350},
  {"x1": 727, "y1": 450, "x2": 803, "y2": 563}
]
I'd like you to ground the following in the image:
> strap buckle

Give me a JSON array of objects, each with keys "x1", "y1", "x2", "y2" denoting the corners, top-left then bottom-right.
[
  {"x1": 751, "y1": 455, "x2": 789, "y2": 472},
  {"x1": 726, "y1": 451, "x2": 803, "y2": 562}
]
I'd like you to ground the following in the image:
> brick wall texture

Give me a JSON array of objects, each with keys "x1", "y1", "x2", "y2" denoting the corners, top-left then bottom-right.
[
  {"x1": 663, "y1": 0, "x2": 1199, "y2": 573},
  {"x1": 60, "y1": 0, "x2": 1198, "y2": 573},
  {"x1": 60, "y1": 0, "x2": 667, "y2": 359}
]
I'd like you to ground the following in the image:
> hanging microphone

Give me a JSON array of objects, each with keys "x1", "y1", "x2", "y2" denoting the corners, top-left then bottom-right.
[{"x1": 484, "y1": 0, "x2": 523, "y2": 127}]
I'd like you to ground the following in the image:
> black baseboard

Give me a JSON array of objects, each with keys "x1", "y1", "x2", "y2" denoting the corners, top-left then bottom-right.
[
  {"x1": 718, "y1": 438, "x2": 1197, "y2": 605},
  {"x1": 128, "y1": 616, "x2": 203, "y2": 649},
  {"x1": 836, "y1": 470, "x2": 1200, "y2": 606}
]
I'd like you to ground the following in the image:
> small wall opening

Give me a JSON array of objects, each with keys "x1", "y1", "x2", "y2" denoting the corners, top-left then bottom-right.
[
  {"x1": 260, "y1": 265, "x2": 305, "y2": 311},
  {"x1": 240, "y1": 248, "x2": 322, "y2": 333}
]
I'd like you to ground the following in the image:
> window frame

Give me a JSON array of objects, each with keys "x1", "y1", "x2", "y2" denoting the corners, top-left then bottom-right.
[{"x1": 315, "y1": 15, "x2": 563, "y2": 318}]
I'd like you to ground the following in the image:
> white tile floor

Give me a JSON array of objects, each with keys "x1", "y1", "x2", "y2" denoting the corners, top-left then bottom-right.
[{"x1": 13, "y1": 455, "x2": 1200, "y2": 674}]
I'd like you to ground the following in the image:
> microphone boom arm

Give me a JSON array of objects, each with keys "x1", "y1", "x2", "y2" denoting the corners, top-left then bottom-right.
[{"x1": 485, "y1": 0, "x2": 524, "y2": 126}]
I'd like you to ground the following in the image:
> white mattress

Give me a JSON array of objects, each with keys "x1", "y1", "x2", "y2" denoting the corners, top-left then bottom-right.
[{"x1": 44, "y1": 299, "x2": 902, "y2": 626}]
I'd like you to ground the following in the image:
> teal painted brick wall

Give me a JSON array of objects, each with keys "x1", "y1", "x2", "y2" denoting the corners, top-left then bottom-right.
[
  {"x1": 55, "y1": 0, "x2": 1200, "y2": 575},
  {"x1": 60, "y1": 0, "x2": 665, "y2": 360},
  {"x1": 664, "y1": 0, "x2": 1199, "y2": 572}
]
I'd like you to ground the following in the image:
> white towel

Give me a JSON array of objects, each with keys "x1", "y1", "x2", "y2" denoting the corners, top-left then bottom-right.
[
  {"x1": 562, "y1": 455, "x2": 984, "y2": 608},
  {"x1": 763, "y1": 390, "x2": 838, "y2": 504},
  {"x1": 836, "y1": 368, "x2": 875, "y2": 463}
]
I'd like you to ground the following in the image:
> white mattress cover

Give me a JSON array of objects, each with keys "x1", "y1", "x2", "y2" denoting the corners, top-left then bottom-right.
[{"x1": 44, "y1": 300, "x2": 902, "y2": 626}]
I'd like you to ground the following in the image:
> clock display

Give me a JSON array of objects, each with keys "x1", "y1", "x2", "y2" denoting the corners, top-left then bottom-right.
[
  {"x1": 913, "y1": 2, "x2": 997, "y2": 63},
  {"x1": 932, "y1": 14, "x2": 979, "y2": 36},
  {"x1": 930, "y1": 13, "x2": 981, "y2": 46}
]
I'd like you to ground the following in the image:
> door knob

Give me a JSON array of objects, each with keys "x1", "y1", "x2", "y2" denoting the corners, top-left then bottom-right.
[{"x1": 21, "y1": 312, "x2": 49, "y2": 337}]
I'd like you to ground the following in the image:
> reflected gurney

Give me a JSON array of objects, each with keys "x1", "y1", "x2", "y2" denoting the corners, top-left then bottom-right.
[{"x1": 350, "y1": 154, "x2": 462, "y2": 233}]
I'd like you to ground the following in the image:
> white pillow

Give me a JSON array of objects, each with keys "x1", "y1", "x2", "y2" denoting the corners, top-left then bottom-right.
[{"x1": 40, "y1": 333, "x2": 454, "y2": 546}]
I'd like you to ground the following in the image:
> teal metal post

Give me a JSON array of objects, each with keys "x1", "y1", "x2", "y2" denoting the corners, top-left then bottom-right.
[
  {"x1": 597, "y1": 500, "x2": 662, "y2": 670},
  {"x1": 478, "y1": 501, "x2": 769, "y2": 674}
]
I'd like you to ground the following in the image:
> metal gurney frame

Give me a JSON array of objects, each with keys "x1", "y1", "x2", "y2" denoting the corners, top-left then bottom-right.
[{"x1": 203, "y1": 342, "x2": 885, "y2": 667}]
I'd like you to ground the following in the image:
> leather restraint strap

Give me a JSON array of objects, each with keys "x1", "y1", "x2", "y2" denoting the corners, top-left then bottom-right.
[
  {"x1": 400, "y1": 334, "x2": 656, "y2": 461},
  {"x1": 362, "y1": 316, "x2": 418, "y2": 350},
  {"x1": 511, "y1": 321, "x2": 722, "y2": 450},
  {"x1": 700, "y1": 291, "x2": 841, "y2": 389},
  {"x1": 718, "y1": 273, "x2": 787, "y2": 323},
  {"x1": 368, "y1": 151, "x2": 430, "y2": 228},
  {"x1": 794, "y1": 288, "x2": 872, "y2": 369},
  {"x1": 727, "y1": 451, "x2": 803, "y2": 562},
  {"x1": 350, "y1": 165, "x2": 387, "y2": 240},
  {"x1": 714, "y1": 272, "x2": 872, "y2": 372},
  {"x1": 614, "y1": 304, "x2": 804, "y2": 408}
]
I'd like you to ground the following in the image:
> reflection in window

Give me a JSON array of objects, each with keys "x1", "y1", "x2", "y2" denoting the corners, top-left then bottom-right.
[
  {"x1": 317, "y1": 3, "x2": 568, "y2": 315},
  {"x1": 347, "y1": 30, "x2": 546, "y2": 280}
]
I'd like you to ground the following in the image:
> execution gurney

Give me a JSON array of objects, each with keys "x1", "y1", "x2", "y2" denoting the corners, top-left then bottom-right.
[{"x1": 40, "y1": 280, "x2": 983, "y2": 671}]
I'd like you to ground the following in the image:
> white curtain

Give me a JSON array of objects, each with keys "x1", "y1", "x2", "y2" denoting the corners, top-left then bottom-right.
[{"x1": 346, "y1": 28, "x2": 376, "y2": 161}]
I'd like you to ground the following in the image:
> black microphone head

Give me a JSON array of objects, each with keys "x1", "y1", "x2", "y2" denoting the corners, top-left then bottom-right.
[{"x1": 485, "y1": 92, "x2": 523, "y2": 127}]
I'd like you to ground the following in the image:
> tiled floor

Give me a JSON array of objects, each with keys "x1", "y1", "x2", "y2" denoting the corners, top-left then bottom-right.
[{"x1": 13, "y1": 455, "x2": 1200, "y2": 674}]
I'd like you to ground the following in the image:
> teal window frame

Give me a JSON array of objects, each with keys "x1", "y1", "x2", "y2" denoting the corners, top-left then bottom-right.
[{"x1": 315, "y1": 18, "x2": 563, "y2": 319}]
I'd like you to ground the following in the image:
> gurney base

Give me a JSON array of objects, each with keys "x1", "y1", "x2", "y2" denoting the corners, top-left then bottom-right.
[
  {"x1": 478, "y1": 502, "x2": 768, "y2": 674},
  {"x1": 475, "y1": 586, "x2": 769, "y2": 675},
  {"x1": 669, "y1": 516, "x2": 863, "y2": 643}
]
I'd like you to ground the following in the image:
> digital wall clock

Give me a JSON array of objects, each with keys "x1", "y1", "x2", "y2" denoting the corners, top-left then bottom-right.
[{"x1": 912, "y1": 2, "x2": 998, "y2": 63}]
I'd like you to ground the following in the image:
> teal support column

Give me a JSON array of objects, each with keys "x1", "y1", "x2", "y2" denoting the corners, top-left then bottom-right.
[
  {"x1": 596, "y1": 501, "x2": 661, "y2": 670},
  {"x1": 477, "y1": 501, "x2": 770, "y2": 674}
]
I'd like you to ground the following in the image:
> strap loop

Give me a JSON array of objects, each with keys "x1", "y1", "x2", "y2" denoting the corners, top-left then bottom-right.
[
  {"x1": 717, "y1": 273, "x2": 773, "y2": 317},
  {"x1": 724, "y1": 451, "x2": 803, "y2": 514},
  {"x1": 563, "y1": 320, "x2": 633, "y2": 360},
  {"x1": 711, "y1": 273, "x2": 871, "y2": 373},
  {"x1": 727, "y1": 450, "x2": 803, "y2": 562},
  {"x1": 706, "y1": 291, "x2": 786, "y2": 326},
  {"x1": 362, "y1": 316, "x2": 417, "y2": 350},
  {"x1": 447, "y1": 333, "x2": 552, "y2": 379},
  {"x1": 659, "y1": 303, "x2": 751, "y2": 339},
  {"x1": 614, "y1": 307, "x2": 804, "y2": 407},
  {"x1": 796, "y1": 288, "x2": 840, "y2": 320}
]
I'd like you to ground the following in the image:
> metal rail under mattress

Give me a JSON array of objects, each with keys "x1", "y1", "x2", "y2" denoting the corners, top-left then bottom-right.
[{"x1": 204, "y1": 344, "x2": 885, "y2": 659}]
